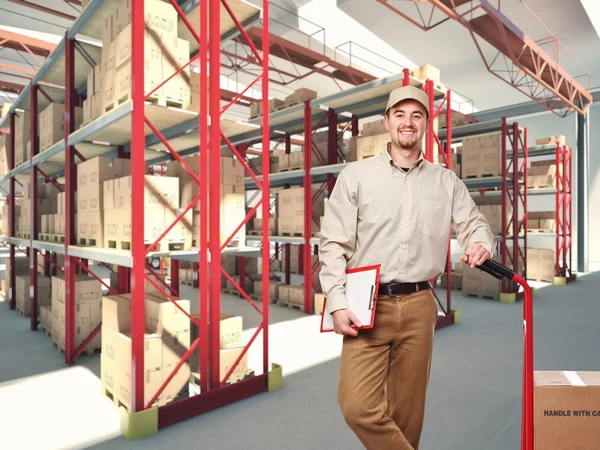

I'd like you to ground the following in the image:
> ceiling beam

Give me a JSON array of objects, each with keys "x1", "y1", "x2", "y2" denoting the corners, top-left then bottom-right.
[
  {"x1": 0, "y1": 80, "x2": 25, "y2": 95},
  {"x1": 0, "y1": 29, "x2": 57, "y2": 58},
  {"x1": 0, "y1": 63, "x2": 37, "y2": 76},
  {"x1": 7, "y1": 0, "x2": 77, "y2": 21},
  {"x1": 64, "y1": 0, "x2": 82, "y2": 5}
]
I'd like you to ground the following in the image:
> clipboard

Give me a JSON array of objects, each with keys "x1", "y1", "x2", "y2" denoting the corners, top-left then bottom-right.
[{"x1": 320, "y1": 264, "x2": 381, "y2": 333}]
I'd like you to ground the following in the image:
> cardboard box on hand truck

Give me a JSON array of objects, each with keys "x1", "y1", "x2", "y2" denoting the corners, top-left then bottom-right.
[{"x1": 534, "y1": 370, "x2": 600, "y2": 449}]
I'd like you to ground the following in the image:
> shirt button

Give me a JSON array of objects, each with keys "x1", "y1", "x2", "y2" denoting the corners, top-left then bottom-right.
[
  {"x1": 404, "y1": 223, "x2": 408, "y2": 227},
  {"x1": 400, "y1": 270, "x2": 404, "y2": 274},
  {"x1": 403, "y1": 246, "x2": 406, "y2": 250}
]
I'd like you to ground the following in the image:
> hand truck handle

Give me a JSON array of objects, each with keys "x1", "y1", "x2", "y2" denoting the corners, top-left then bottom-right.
[{"x1": 476, "y1": 259, "x2": 514, "y2": 281}]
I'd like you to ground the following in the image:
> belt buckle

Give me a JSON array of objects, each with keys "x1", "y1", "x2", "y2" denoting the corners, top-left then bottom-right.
[{"x1": 386, "y1": 283, "x2": 398, "y2": 298}]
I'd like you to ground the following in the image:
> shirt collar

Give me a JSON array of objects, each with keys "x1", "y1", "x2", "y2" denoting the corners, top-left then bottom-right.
[{"x1": 382, "y1": 149, "x2": 425, "y2": 172}]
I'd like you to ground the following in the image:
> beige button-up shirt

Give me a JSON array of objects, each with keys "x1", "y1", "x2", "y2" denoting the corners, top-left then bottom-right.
[{"x1": 319, "y1": 150, "x2": 496, "y2": 314}]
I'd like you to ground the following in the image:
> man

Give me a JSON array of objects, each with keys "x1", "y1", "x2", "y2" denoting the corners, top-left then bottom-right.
[{"x1": 319, "y1": 85, "x2": 495, "y2": 449}]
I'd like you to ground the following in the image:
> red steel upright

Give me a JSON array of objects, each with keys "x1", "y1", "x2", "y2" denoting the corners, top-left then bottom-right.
[
  {"x1": 130, "y1": 0, "x2": 146, "y2": 413},
  {"x1": 64, "y1": 34, "x2": 77, "y2": 365},
  {"x1": 29, "y1": 84, "x2": 39, "y2": 330},
  {"x1": 555, "y1": 144, "x2": 574, "y2": 282},
  {"x1": 8, "y1": 112, "x2": 16, "y2": 310},
  {"x1": 303, "y1": 100, "x2": 313, "y2": 314}
]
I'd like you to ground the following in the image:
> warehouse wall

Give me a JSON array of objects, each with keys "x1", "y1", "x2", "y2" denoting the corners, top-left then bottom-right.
[{"x1": 517, "y1": 108, "x2": 600, "y2": 268}]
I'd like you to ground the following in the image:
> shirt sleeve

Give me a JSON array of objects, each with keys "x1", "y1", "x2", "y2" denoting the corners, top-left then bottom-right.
[
  {"x1": 450, "y1": 173, "x2": 496, "y2": 255},
  {"x1": 318, "y1": 168, "x2": 358, "y2": 314}
]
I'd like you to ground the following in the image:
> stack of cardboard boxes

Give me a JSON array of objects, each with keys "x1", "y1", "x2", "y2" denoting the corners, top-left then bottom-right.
[
  {"x1": 249, "y1": 98, "x2": 284, "y2": 119},
  {"x1": 461, "y1": 134, "x2": 502, "y2": 179},
  {"x1": 527, "y1": 248, "x2": 555, "y2": 282},
  {"x1": 165, "y1": 155, "x2": 245, "y2": 247},
  {"x1": 0, "y1": 134, "x2": 10, "y2": 177},
  {"x1": 253, "y1": 279, "x2": 284, "y2": 303},
  {"x1": 13, "y1": 111, "x2": 30, "y2": 168},
  {"x1": 527, "y1": 212, "x2": 556, "y2": 233},
  {"x1": 2, "y1": 256, "x2": 28, "y2": 300},
  {"x1": 15, "y1": 275, "x2": 51, "y2": 316},
  {"x1": 39, "y1": 103, "x2": 83, "y2": 151},
  {"x1": 100, "y1": 0, "x2": 189, "y2": 114},
  {"x1": 51, "y1": 275, "x2": 103, "y2": 351},
  {"x1": 535, "y1": 135, "x2": 565, "y2": 147},
  {"x1": 101, "y1": 292, "x2": 193, "y2": 409},
  {"x1": 76, "y1": 156, "x2": 130, "y2": 246},
  {"x1": 441, "y1": 262, "x2": 464, "y2": 290},
  {"x1": 528, "y1": 161, "x2": 561, "y2": 190},
  {"x1": 413, "y1": 63, "x2": 441, "y2": 85},
  {"x1": 189, "y1": 311, "x2": 248, "y2": 388},
  {"x1": 103, "y1": 172, "x2": 191, "y2": 250},
  {"x1": 277, "y1": 186, "x2": 325, "y2": 235},
  {"x1": 1, "y1": 198, "x2": 22, "y2": 237},
  {"x1": 347, "y1": 118, "x2": 390, "y2": 162}
]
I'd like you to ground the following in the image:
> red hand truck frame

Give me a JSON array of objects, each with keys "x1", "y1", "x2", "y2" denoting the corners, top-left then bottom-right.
[{"x1": 477, "y1": 259, "x2": 533, "y2": 450}]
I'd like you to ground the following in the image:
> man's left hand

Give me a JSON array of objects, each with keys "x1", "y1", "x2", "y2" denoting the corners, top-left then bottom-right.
[{"x1": 461, "y1": 243, "x2": 491, "y2": 268}]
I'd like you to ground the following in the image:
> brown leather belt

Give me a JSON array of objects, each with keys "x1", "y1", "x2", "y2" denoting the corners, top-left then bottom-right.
[{"x1": 379, "y1": 281, "x2": 431, "y2": 297}]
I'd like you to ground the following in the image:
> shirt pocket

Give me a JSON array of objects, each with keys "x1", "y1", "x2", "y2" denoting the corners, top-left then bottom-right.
[{"x1": 417, "y1": 198, "x2": 450, "y2": 238}]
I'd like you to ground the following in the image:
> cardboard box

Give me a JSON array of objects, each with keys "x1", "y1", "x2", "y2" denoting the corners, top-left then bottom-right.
[
  {"x1": 114, "y1": 175, "x2": 179, "y2": 210},
  {"x1": 461, "y1": 134, "x2": 502, "y2": 179},
  {"x1": 534, "y1": 370, "x2": 600, "y2": 449},
  {"x1": 161, "y1": 34, "x2": 191, "y2": 106},
  {"x1": 284, "y1": 87, "x2": 317, "y2": 105},
  {"x1": 102, "y1": 294, "x2": 131, "y2": 333},
  {"x1": 253, "y1": 280, "x2": 284, "y2": 302},
  {"x1": 15, "y1": 275, "x2": 51, "y2": 315},
  {"x1": 535, "y1": 135, "x2": 566, "y2": 146},
  {"x1": 218, "y1": 346, "x2": 249, "y2": 384},
  {"x1": 114, "y1": 58, "x2": 163, "y2": 106},
  {"x1": 539, "y1": 249, "x2": 555, "y2": 282},
  {"x1": 77, "y1": 156, "x2": 131, "y2": 189},
  {"x1": 462, "y1": 266, "x2": 480, "y2": 296},
  {"x1": 413, "y1": 63, "x2": 441, "y2": 84},
  {"x1": 355, "y1": 133, "x2": 390, "y2": 160},
  {"x1": 100, "y1": 353, "x2": 117, "y2": 394},
  {"x1": 115, "y1": 0, "x2": 179, "y2": 38},
  {"x1": 527, "y1": 248, "x2": 540, "y2": 281},
  {"x1": 114, "y1": 207, "x2": 164, "y2": 245},
  {"x1": 52, "y1": 274, "x2": 102, "y2": 305}
]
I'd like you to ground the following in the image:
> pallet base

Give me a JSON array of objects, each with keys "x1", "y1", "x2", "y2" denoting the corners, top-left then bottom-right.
[
  {"x1": 16, "y1": 305, "x2": 29, "y2": 317},
  {"x1": 249, "y1": 293, "x2": 276, "y2": 304},
  {"x1": 52, "y1": 340, "x2": 100, "y2": 357},
  {"x1": 280, "y1": 232, "x2": 303, "y2": 237},
  {"x1": 276, "y1": 300, "x2": 303, "y2": 310},
  {"x1": 105, "y1": 92, "x2": 187, "y2": 114},
  {"x1": 280, "y1": 166, "x2": 303, "y2": 172},
  {"x1": 465, "y1": 293, "x2": 499, "y2": 301},
  {"x1": 78, "y1": 237, "x2": 105, "y2": 248},
  {"x1": 40, "y1": 323, "x2": 52, "y2": 338},
  {"x1": 105, "y1": 239, "x2": 190, "y2": 252},
  {"x1": 38, "y1": 233, "x2": 52, "y2": 242},
  {"x1": 51, "y1": 234, "x2": 65, "y2": 243}
]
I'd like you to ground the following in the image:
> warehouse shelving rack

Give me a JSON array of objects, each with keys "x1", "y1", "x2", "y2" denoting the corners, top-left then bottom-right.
[
  {"x1": 242, "y1": 68, "x2": 461, "y2": 328},
  {"x1": 0, "y1": 0, "x2": 281, "y2": 437},
  {"x1": 440, "y1": 117, "x2": 529, "y2": 302},
  {"x1": 525, "y1": 142, "x2": 575, "y2": 285}
]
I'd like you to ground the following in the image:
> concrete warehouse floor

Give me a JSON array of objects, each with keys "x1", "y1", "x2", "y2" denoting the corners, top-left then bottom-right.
[{"x1": 0, "y1": 250, "x2": 599, "y2": 450}]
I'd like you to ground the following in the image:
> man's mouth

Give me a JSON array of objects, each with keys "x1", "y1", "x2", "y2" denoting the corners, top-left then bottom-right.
[{"x1": 399, "y1": 130, "x2": 416, "y2": 136}]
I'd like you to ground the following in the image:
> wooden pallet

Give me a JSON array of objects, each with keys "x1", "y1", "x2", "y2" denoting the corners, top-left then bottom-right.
[
  {"x1": 181, "y1": 280, "x2": 194, "y2": 286},
  {"x1": 280, "y1": 232, "x2": 303, "y2": 237},
  {"x1": 276, "y1": 99, "x2": 312, "y2": 111},
  {"x1": 222, "y1": 288, "x2": 241, "y2": 297},
  {"x1": 192, "y1": 238, "x2": 241, "y2": 249},
  {"x1": 40, "y1": 323, "x2": 52, "y2": 338},
  {"x1": 464, "y1": 293, "x2": 498, "y2": 300},
  {"x1": 276, "y1": 300, "x2": 303, "y2": 310},
  {"x1": 16, "y1": 304, "x2": 29, "y2": 317},
  {"x1": 52, "y1": 340, "x2": 100, "y2": 357},
  {"x1": 102, "y1": 383, "x2": 131, "y2": 412},
  {"x1": 464, "y1": 173, "x2": 499, "y2": 180},
  {"x1": 104, "y1": 238, "x2": 190, "y2": 252},
  {"x1": 247, "y1": 230, "x2": 262, "y2": 235},
  {"x1": 104, "y1": 91, "x2": 187, "y2": 114},
  {"x1": 280, "y1": 166, "x2": 303, "y2": 172},
  {"x1": 249, "y1": 293, "x2": 277, "y2": 304},
  {"x1": 528, "y1": 228, "x2": 554, "y2": 234},
  {"x1": 38, "y1": 233, "x2": 52, "y2": 242},
  {"x1": 16, "y1": 232, "x2": 30, "y2": 239},
  {"x1": 77, "y1": 237, "x2": 105, "y2": 248},
  {"x1": 51, "y1": 234, "x2": 65, "y2": 243}
]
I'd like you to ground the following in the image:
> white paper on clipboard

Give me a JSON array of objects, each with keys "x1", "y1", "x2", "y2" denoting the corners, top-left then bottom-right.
[{"x1": 320, "y1": 264, "x2": 380, "y2": 333}]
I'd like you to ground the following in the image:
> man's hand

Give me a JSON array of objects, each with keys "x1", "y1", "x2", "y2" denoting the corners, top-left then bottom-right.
[
  {"x1": 332, "y1": 309, "x2": 363, "y2": 337},
  {"x1": 461, "y1": 243, "x2": 491, "y2": 268}
]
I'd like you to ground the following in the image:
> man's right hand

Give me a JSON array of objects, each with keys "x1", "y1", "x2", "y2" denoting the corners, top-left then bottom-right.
[{"x1": 332, "y1": 309, "x2": 363, "y2": 337}]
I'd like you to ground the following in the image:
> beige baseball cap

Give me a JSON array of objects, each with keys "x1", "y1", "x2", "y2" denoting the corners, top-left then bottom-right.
[{"x1": 385, "y1": 85, "x2": 429, "y2": 116}]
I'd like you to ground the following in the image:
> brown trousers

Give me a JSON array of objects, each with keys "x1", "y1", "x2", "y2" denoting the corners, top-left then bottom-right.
[{"x1": 337, "y1": 288, "x2": 438, "y2": 450}]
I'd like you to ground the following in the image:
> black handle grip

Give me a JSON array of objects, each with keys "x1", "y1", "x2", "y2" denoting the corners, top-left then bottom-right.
[{"x1": 476, "y1": 259, "x2": 514, "y2": 281}]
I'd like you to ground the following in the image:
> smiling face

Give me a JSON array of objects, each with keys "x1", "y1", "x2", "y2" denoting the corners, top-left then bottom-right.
[{"x1": 384, "y1": 99, "x2": 428, "y2": 152}]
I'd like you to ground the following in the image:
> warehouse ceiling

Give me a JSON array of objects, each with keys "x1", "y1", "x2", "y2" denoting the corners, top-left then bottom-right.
[{"x1": 337, "y1": 0, "x2": 600, "y2": 112}]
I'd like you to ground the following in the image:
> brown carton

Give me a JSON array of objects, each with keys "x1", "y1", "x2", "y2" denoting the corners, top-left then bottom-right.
[{"x1": 534, "y1": 371, "x2": 600, "y2": 449}]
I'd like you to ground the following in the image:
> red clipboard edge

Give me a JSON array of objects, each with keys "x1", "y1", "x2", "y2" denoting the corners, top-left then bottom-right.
[{"x1": 319, "y1": 264, "x2": 381, "y2": 333}]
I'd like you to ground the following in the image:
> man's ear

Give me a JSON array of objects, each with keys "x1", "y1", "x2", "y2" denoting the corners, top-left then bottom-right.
[{"x1": 384, "y1": 113, "x2": 390, "y2": 131}]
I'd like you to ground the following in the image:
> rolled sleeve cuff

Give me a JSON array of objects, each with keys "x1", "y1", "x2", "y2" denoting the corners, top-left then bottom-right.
[
  {"x1": 326, "y1": 292, "x2": 349, "y2": 314},
  {"x1": 470, "y1": 228, "x2": 496, "y2": 255}
]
